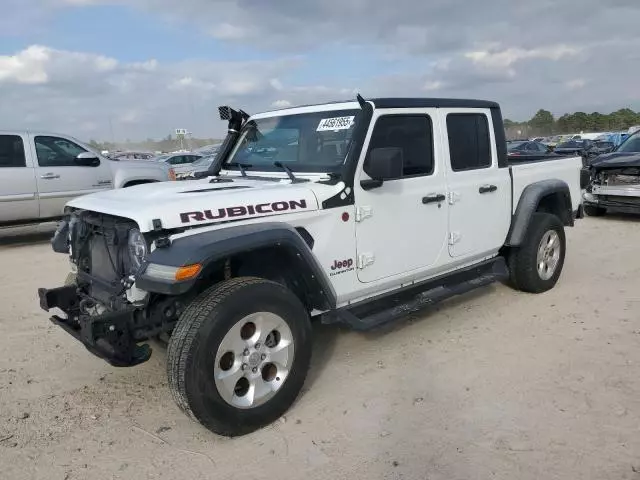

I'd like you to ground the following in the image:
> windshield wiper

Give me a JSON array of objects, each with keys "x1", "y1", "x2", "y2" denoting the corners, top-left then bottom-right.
[
  {"x1": 273, "y1": 161, "x2": 297, "y2": 182},
  {"x1": 230, "y1": 163, "x2": 251, "y2": 177},
  {"x1": 273, "y1": 161, "x2": 308, "y2": 183}
]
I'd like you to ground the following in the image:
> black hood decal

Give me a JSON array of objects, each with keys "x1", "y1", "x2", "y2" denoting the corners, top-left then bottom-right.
[{"x1": 181, "y1": 186, "x2": 250, "y2": 194}]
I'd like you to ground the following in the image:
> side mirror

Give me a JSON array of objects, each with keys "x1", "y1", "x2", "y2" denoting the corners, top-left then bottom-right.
[
  {"x1": 75, "y1": 152, "x2": 101, "y2": 167},
  {"x1": 360, "y1": 147, "x2": 403, "y2": 190}
]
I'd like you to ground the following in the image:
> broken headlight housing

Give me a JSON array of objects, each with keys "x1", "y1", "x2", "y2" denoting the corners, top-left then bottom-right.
[{"x1": 127, "y1": 228, "x2": 148, "y2": 272}]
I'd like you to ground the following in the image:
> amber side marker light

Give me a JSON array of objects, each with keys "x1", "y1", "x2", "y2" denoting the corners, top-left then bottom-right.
[{"x1": 175, "y1": 264, "x2": 202, "y2": 281}]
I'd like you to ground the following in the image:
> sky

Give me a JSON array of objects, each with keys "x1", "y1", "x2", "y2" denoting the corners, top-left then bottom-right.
[{"x1": 1, "y1": 0, "x2": 639, "y2": 140}]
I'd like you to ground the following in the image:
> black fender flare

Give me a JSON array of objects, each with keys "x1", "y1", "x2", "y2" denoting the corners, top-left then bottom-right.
[
  {"x1": 505, "y1": 179, "x2": 572, "y2": 247},
  {"x1": 136, "y1": 222, "x2": 336, "y2": 310}
]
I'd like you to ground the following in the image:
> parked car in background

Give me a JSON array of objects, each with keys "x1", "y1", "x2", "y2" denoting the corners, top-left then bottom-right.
[
  {"x1": 554, "y1": 139, "x2": 593, "y2": 157},
  {"x1": 193, "y1": 143, "x2": 222, "y2": 157},
  {"x1": 0, "y1": 131, "x2": 175, "y2": 226},
  {"x1": 110, "y1": 151, "x2": 156, "y2": 161},
  {"x1": 175, "y1": 154, "x2": 217, "y2": 180},
  {"x1": 582, "y1": 130, "x2": 640, "y2": 216},
  {"x1": 507, "y1": 140, "x2": 558, "y2": 161},
  {"x1": 153, "y1": 152, "x2": 203, "y2": 176}
]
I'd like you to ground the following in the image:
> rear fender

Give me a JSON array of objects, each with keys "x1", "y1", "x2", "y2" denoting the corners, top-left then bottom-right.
[{"x1": 506, "y1": 180, "x2": 572, "y2": 247}]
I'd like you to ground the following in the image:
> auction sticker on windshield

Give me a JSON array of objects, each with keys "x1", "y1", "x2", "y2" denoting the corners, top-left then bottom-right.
[{"x1": 317, "y1": 116, "x2": 355, "y2": 131}]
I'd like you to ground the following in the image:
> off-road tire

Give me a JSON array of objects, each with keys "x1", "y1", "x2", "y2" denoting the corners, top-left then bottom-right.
[
  {"x1": 508, "y1": 213, "x2": 566, "y2": 293},
  {"x1": 584, "y1": 204, "x2": 606, "y2": 217},
  {"x1": 167, "y1": 277, "x2": 312, "y2": 437}
]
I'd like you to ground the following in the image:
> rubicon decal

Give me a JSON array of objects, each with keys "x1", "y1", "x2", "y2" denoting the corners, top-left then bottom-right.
[
  {"x1": 180, "y1": 199, "x2": 308, "y2": 224},
  {"x1": 329, "y1": 258, "x2": 354, "y2": 276}
]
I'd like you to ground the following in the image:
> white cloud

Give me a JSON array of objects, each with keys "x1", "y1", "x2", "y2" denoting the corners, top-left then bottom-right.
[
  {"x1": 423, "y1": 81, "x2": 443, "y2": 92},
  {"x1": 465, "y1": 45, "x2": 580, "y2": 69},
  {"x1": 271, "y1": 99, "x2": 292, "y2": 108},
  {"x1": 0, "y1": 45, "x2": 50, "y2": 84},
  {"x1": 565, "y1": 79, "x2": 587, "y2": 90}
]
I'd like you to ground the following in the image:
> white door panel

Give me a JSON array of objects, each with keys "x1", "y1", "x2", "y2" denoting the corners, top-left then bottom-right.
[
  {"x1": 31, "y1": 134, "x2": 112, "y2": 218},
  {"x1": 0, "y1": 134, "x2": 39, "y2": 222},
  {"x1": 355, "y1": 109, "x2": 449, "y2": 283},
  {"x1": 439, "y1": 109, "x2": 511, "y2": 258}
]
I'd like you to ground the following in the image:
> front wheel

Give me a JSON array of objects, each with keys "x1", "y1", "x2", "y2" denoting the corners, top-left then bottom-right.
[
  {"x1": 508, "y1": 213, "x2": 566, "y2": 293},
  {"x1": 167, "y1": 277, "x2": 312, "y2": 437}
]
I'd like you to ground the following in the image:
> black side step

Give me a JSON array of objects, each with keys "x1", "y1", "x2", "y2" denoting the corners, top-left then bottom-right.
[{"x1": 324, "y1": 257, "x2": 509, "y2": 331}]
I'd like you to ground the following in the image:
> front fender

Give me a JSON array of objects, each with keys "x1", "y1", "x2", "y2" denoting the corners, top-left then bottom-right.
[{"x1": 136, "y1": 222, "x2": 336, "y2": 310}]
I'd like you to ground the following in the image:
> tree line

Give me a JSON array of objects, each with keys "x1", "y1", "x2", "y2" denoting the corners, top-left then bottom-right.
[{"x1": 505, "y1": 108, "x2": 640, "y2": 138}]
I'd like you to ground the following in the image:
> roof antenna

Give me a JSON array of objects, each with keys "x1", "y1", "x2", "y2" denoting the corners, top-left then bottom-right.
[{"x1": 356, "y1": 93, "x2": 366, "y2": 108}]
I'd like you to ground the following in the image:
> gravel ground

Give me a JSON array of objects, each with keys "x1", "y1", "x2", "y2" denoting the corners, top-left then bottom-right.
[{"x1": 1, "y1": 216, "x2": 639, "y2": 480}]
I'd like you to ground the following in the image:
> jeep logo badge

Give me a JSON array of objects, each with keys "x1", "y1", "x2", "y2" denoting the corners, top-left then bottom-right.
[{"x1": 330, "y1": 258, "x2": 354, "y2": 276}]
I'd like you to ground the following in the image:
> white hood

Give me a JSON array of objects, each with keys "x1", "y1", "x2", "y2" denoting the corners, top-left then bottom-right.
[{"x1": 67, "y1": 174, "x2": 343, "y2": 232}]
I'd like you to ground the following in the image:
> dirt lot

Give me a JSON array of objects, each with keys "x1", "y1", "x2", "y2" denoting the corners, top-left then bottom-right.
[{"x1": 1, "y1": 217, "x2": 639, "y2": 480}]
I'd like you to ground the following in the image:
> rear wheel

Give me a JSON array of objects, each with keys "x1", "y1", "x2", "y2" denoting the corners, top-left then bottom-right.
[
  {"x1": 508, "y1": 213, "x2": 566, "y2": 293},
  {"x1": 584, "y1": 204, "x2": 606, "y2": 217},
  {"x1": 167, "y1": 277, "x2": 312, "y2": 437}
]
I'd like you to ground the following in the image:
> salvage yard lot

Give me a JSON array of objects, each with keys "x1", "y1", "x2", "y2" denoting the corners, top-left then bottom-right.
[{"x1": 1, "y1": 217, "x2": 639, "y2": 480}]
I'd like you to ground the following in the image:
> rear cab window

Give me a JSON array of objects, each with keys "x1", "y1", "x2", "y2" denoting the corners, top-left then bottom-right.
[
  {"x1": 0, "y1": 135, "x2": 27, "y2": 168},
  {"x1": 446, "y1": 113, "x2": 492, "y2": 171}
]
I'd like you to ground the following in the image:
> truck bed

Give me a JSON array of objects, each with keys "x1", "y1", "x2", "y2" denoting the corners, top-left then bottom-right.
[{"x1": 510, "y1": 155, "x2": 583, "y2": 214}]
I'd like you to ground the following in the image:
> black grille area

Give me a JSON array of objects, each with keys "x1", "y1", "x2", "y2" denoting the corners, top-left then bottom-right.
[{"x1": 72, "y1": 212, "x2": 139, "y2": 306}]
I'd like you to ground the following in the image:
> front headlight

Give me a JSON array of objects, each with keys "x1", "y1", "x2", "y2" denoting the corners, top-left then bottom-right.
[{"x1": 128, "y1": 228, "x2": 147, "y2": 271}]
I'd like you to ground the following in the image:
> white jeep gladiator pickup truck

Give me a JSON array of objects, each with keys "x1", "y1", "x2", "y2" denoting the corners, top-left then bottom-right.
[
  {"x1": 38, "y1": 96, "x2": 583, "y2": 436},
  {"x1": 0, "y1": 131, "x2": 175, "y2": 226}
]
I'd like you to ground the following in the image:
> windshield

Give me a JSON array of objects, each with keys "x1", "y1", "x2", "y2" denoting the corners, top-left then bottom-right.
[
  {"x1": 223, "y1": 109, "x2": 361, "y2": 173},
  {"x1": 616, "y1": 133, "x2": 640, "y2": 153},
  {"x1": 154, "y1": 154, "x2": 170, "y2": 162}
]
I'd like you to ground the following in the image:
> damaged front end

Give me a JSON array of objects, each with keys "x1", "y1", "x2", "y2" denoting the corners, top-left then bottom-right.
[
  {"x1": 38, "y1": 211, "x2": 185, "y2": 367},
  {"x1": 584, "y1": 165, "x2": 640, "y2": 212}
]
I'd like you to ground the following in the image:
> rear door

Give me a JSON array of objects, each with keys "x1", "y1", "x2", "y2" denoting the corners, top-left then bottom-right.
[
  {"x1": 0, "y1": 133, "x2": 39, "y2": 223},
  {"x1": 440, "y1": 109, "x2": 511, "y2": 259},
  {"x1": 31, "y1": 134, "x2": 113, "y2": 218}
]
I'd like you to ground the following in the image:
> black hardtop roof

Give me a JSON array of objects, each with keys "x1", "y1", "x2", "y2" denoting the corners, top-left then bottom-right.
[
  {"x1": 265, "y1": 97, "x2": 499, "y2": 112},
  {"x1": 370, "y1": 97, "x2": 499, "y2": 109}
]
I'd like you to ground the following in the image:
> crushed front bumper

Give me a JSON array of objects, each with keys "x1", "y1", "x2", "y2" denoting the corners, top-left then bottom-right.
[{"x1": 38, "y1": 285, "x2": 151, "y2": 367}]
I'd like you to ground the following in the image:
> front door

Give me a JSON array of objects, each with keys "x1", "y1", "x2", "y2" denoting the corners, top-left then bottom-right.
[
  {"x1": 440, "y1": 110, "x2": 511, "y2": 259},
  {"x1": 354, "y1": 110, "x2": 449, "y2": 283},
  {"x1": 31, "y1": 134, "x2": 113, "y2": 218}
]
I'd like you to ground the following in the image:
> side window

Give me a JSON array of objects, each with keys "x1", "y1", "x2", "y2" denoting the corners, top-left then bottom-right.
[
  {"x1": 0, "y1": 135, "x2": 27, "y2": 168},
  {"x1": 446, "y1": 113, "x2": 491, "y2": 171},
  {"x1": 168, "y1": 156, "x2": 181, "y2": 165},
  {"x1": 35, "y1": 136, "x2": 87, "y2": 167},
  {"x1": 364, "y1": 115, "x2": 434, "y2": 179}
]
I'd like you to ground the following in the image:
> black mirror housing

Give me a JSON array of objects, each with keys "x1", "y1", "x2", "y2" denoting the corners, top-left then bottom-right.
[
  {"x1": 75, "y1": 152, "x2": 100, "y2": 167},
  {"x1": 364, "y1": 147, "x2": 403, "y2": 180}
]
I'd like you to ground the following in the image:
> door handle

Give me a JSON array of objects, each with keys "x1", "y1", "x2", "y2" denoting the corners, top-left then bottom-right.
[
  {"x1": 422, "y1": 193, "x2": 446, "y2": 204},
  {"x1": 40, "y1": 173, "x2": 60, "y2": 180},
  {"x1": 479, "y1": 184, "x2": 497, "y2": 194}
]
